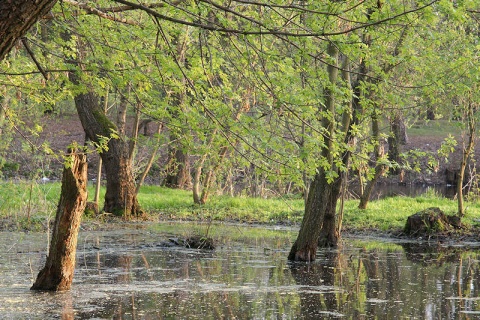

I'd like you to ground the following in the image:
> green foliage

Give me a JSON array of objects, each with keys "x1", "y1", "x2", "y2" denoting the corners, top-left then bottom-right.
[
  {"x1": 438, "y1": 134, "x2": 457, "y2": 161},
  {"x1": 2, "y1": 0, "x2": 480, "y2": 234}
]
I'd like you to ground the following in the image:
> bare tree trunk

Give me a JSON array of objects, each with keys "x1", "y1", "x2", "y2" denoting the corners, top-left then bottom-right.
[
  {"x1": 94, "y1": 86, "x2": 110, "y2": 208},
  {"x1": 199, "y1": 146, "x2": 229, "y2": 204},
  {"x1": 128, "y1": 101, "x2": 141, "y2": 164},
  {"x1": 192, "y1": 164, "x2": 203, "y2": 204},
  {"x1": 117, "y1": 92, "x2": 128, "y2": 135},
  {"x1": 317, "y1": 170, "x2": 345, "y2": 247},
  {"x1": 31, "y1": 148, "x2": 87, "y2": 291},
  {"x1": 164, "y1": 147, "x2": 191, "y2": 188},
  {"x1": 288, "y1": 167, "x2": 343, "y2": 261},
  {"x1": 192, "y1": 129, "x2": 217, "y2": 204}
]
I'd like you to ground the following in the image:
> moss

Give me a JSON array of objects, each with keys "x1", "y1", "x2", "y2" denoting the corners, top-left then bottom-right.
[
  {"x1": 111, "y1": 208, "x2": 126, "y2": 217},
  {"x1": 432, "y1": 218, "x2": 445, "y2": 232},
  {"x1": 405, "y1": 207, "x2": 456, "y2": 236},
  {"x1": 92, "y1": 108, "x2": 118, "y2": 138}
]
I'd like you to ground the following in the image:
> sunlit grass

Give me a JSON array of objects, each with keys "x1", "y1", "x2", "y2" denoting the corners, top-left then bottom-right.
[
  {"x1": 1, "y1": 181, "x2": 480, "y2": 233},
  {"x1": 342, "y1": 190, "x2": 480, "y2": 231},
  {"x1": 138, "y1": 185, "x2": 304, "y2": 224}
]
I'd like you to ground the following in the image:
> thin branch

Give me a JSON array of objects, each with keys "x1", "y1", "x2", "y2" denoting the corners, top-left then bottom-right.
[
  {"x1": 111, "y1": 0, "x2": 439, "y2": 37},
  {"x1": 63, "y1": 0, "x2": 138, "y2": 25},
  {"x1": 21, "y1": 38, "x2": 49, "y2": 81},
  {"x1": 99, "y1": 0, "x2": 185, "y2": 13}
]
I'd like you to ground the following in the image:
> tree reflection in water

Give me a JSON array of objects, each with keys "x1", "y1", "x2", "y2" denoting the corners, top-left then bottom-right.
[
  {"x1": 3, "y1": 227, "x2": 480, "y2": 318},
  {"x1": 289, "y1": 250, "x2": 339, "y2": 319}
]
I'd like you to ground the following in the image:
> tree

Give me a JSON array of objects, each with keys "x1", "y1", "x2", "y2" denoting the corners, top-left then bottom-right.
[
  {"x1": 163, "y1": 31, "x2": 192, "y2": 190},
  {"x1": 31, "y1": 148, "x2": 87, "y2": 291},
  {"x1": 288, "y1": 39, "x2": 349, "y2": 260},
  {"x1": 456, "y1": 92, "x2": 476, "y2": 217},
  {"x1": 288, "y1": 0, "x2": 438, "y2": 260},
  {"x1": 62, "y1": 24, "x2": 143, "y2": 217},
  {"x1": 3, "y1": 0, "x2": 447, "y2": 266}
]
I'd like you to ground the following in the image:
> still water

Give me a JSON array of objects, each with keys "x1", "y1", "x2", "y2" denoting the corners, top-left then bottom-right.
[{"x1": 1, "y1": 223, "x2": 480, "y2": 319}]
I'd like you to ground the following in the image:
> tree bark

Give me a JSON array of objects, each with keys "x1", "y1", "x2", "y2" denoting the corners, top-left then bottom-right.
[
  {"x1": 164, "y1": 145, "x2": 192, "y2": 189},
  {"x1": 457, "y1": 101, "x2": 476, "y2": 218},
  {"x1": 288, "y1": 42, "x2": 341, "y2": 261},
  {"x1": 288, "y1": 166, "x2": 344, "y2": 261},
  {"x1": 388, "y1": 113, "x2": 408, "y2": 174},
  {"x1": 0, "y1": 0, "x2": 57, "y2": 61},
  {"x1": 358, "y1": 111, "x2": 388, "y2": 209},
  {"x1": 31, "y1": 148, "x2": 87, "y2": 291},
  {"x1": 73, "y1": 90, "x2": 141, "y2": 217}
]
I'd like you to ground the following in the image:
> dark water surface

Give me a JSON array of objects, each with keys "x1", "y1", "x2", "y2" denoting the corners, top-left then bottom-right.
[{"x1": 1, "y1": 223, "x2": 480, "y2": 319}]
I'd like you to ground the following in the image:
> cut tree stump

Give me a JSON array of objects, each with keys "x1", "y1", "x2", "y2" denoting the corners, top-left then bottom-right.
[
  {"x1": 31, "y1": 148, "x2": 87, "y2": 291},
  {"x1": 404, "y1": 207, "x2": 463, "y2": 236}
]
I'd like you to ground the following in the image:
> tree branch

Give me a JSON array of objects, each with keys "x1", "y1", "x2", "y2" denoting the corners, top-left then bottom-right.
[
  {"x1": 21, "y1": 38, "x2": 49, "y2": 80},
  {"x1": 63, "y1": 0, "x2": 138, "y2": 25},
  {"x1": 111, "y1": 0, "x2": 439, "y2": 37},
  {"x1": 99, "y1": 0, "x2": 185, "y2": 13}
]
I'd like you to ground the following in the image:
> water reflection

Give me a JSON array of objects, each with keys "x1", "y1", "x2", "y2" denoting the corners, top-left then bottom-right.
[
  {"x1": 289, "y1": 251, "x2": 340, "y2": 319},
  {"x1": 2, "y1": 226, "x2": 480, "y2": 319}
]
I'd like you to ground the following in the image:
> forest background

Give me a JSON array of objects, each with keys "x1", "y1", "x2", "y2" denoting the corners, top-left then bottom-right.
[{"x1": 2, "y1": 0, "x2": 480, "y2": 262}]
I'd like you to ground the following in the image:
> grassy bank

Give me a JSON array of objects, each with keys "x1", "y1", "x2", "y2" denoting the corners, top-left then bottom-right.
[{"x1": 1, "y1": 181, "x2": 479, "y2": 232}]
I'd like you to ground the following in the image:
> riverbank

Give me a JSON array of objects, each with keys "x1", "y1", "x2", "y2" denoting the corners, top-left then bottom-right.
[{"x1": 1, "y1": 182, "x2": 479, "y2": 244}]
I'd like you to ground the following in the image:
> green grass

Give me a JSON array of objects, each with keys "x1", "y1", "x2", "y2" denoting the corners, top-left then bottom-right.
[
  {"x1": 137, "y1": 185, "x2": 304, "y2": 223},
  {"x1": 1, "y1": 181, "x2": 480, "y2": 233},
  {"x1": 408, "y1": 119, "x2": 463, "y2": 139}
]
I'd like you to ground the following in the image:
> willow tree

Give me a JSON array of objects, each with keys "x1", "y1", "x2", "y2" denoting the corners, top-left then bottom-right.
[
  {"x1": 288, "y1": 0, "x2": 440, "y2": 261},
  {"x1": 48, "y1": 6, "x2": 151, "y2": 217}
]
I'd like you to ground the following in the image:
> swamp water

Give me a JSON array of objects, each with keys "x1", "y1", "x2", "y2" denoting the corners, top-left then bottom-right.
[{"x1": 1, "y1": 223, "x2": 480, "y2": 319}]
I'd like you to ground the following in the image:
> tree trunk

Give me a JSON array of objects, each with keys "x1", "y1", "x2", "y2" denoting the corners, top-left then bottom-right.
[
  {"x1": 388, "y1": 113, "x2": 408, "y2": 174},
  {"x1": 458, "y1": 101, "x2": 476, "y2": 218},
  {"x1": 358, "y1": 111, "x2": 388, "y2": 209},
  {"x1": 0, "y1": 0, "x2": 57, "y2": 61},
  {"x1": 73, "y1": 90, "x2": 141, "y2": 217},
  {"x1": 31, "y1": 148, "x2": 87, "y2": 291},
  {"x1": 192, "y1": 164, "x2": 203, "y2": 204},
  {"x1": 288, "y1": 42, "x2": 341, "y2": 261},
  {"x1": 136, "y1": 123, "x2": 163, "y2": 194},
  {"x1": 317, "y1": 174, "x2": 343, "y2": 247},
  {"x1": 102, "y1": 138, "x2": 140, "y2": 217},
  {"x1": 164, "y1": 145, "x2": 192, "y2": 189},
  {"x1": 164, "y1": 32, "x2": 191, "y2": 190},
  {"x1": 199, "y1": 146, "x2": 229, "y2": 204},
  {"x1": 288, "y1": 167, "x2": 343, "y2": 261},
  {"x1": 426, "y1": 107, "x2": 436, "y2": 120}
]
